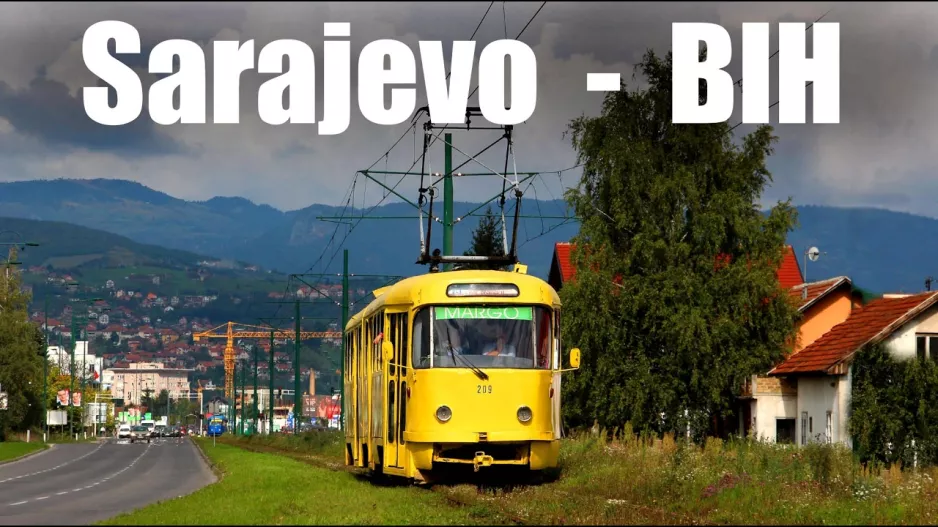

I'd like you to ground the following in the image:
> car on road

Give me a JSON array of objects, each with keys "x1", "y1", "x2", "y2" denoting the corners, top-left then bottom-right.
[
  {"x1": 154, "y1": 424, "x2": 168, "y2": 438},
  {"x1": 130, "y1": 425, "x2": 151, "y2": 443},
  {"x1": 117, "y1": 424, "x2": 132, "y2": 439}
]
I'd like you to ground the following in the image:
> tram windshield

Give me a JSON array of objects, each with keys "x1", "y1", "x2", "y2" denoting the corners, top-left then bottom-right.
[{"x1": 413, "y1": 305, "x2": 552, "y2": 369}]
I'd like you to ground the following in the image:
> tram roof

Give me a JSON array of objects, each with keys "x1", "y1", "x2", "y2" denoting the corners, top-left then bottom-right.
[{"x1": 346, "y1": 269, "x2": 560, "y2": 330}]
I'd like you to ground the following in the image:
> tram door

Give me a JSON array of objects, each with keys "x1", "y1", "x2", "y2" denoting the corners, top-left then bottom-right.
[{"x1": 385, "y1": 312, "x2": 408, "y2": 469}]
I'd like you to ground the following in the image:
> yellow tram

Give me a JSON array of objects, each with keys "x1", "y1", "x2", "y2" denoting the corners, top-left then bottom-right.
[{"x1": 343, "y1": 265, "x2": 581, "y2": 482}]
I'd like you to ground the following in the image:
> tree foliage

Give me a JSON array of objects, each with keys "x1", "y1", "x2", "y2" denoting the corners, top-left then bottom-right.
[
  {"x1": 462, "y1": 206, "x2": 508, "y2": 271},
  {"x1": 0, "y1": 248, "x2": 45, "y2": 438},
  {"x1": 559, "y1": 51, "x2": 800, "y2": 439},
  {"x1": 850, "y1": 343, "x2": 938, "y2": 467}
]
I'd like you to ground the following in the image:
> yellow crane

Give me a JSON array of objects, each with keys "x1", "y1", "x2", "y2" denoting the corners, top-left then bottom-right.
[{"x1": 192, "y1": 321, "x2": 342, "y2": 400}]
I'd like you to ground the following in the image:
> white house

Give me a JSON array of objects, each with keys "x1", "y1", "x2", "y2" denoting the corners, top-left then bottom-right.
[
  {"x1": 769, "y1": 291, "x2": 938, "y2": 447},
  {"x1": 740, "y1": 276, "x2": 862, "y2": 444}
]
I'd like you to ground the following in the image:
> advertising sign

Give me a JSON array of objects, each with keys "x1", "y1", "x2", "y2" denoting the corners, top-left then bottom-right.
[
  {"x1": 47, "y1": 409, "x2": 67, "y2": 426},
  {"x1": 71, "y1": 391, "x2": 82, "y2": 407}
]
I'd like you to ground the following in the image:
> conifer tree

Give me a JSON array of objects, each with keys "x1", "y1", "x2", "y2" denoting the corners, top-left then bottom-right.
[{"x1": 462, "y1": 206, "x2": 508, "y2": 271}]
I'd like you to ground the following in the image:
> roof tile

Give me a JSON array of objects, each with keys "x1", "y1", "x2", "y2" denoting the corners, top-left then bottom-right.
[{"x1": 770, "y1": 291, "x2": 938, "y2": 375}]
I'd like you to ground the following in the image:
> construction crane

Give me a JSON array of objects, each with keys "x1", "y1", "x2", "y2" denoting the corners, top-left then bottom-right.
[{"x1": 192, "y1": 321, "x2": 342, "y2": 400}]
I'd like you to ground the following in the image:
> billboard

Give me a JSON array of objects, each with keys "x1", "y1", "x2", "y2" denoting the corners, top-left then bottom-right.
[{"x1": 47, "y1": 409, "x2": 67, "y2": 426}]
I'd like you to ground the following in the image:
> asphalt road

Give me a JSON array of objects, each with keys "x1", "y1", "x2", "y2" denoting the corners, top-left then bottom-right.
[{"x1": 0, "y1": 437, "x2": 216, "y2": 525}]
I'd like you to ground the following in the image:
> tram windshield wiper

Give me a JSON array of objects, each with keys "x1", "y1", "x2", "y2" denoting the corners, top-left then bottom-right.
[{"x1": 447, "y1": 332, "x2": 488, "y2": 381}]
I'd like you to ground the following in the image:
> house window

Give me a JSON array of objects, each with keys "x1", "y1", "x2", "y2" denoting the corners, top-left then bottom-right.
[
  {"x1": 776, "y1": 418, "x2": 796, "y2": 444},
  {"x1": 826, "y1": 411, "x2": 833, "y2": 444},
  {"x1": 915, "y1": 334, "x2": 938, "y2": 361}
]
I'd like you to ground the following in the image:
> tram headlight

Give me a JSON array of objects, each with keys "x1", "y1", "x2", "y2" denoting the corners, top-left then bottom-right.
[
  {"x1": 517, "y1": 406, "x2": 533, "y2": 423},
  {"x1": 436, "y1": 405, "x2": 452, "y2": 423}
]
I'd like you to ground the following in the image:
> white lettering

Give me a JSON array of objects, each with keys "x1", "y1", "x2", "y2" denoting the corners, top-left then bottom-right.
[
  {"x1": 358, "y1": 39, "x2": 416, "y2": 126},
  {"x1": 419, "y1": 41, "x2": 475, "y2": 124},
  {"x1": 320, "y1": 24, "x2": 350, "y2": 135},
  {"x1": 671, "y1": 23, "x2": 733, "y2": 124},
  {"x1": 477, "y1": 40, "x2": 537, "y2": 125},
  {"x1": 741, "y1": 23, "x2": 769, "y2": 124},
  {"x1": 778, "y1": 22, "x2": 840, "y2": 123},
  {"x1": 148, "y1": 40, "x2": 206, "y2": 124},
  {"x1": 213, "y1": 40, "x2": 255, "y2": 124},
  {"x1": 257, "y1": 40, "x2": 316, "y2": 125},
  {"x1": 81, "y1": 21, "x2": 143, "y2": 126}
]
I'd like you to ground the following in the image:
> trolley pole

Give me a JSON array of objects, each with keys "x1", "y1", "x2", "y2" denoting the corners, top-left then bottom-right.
[
  {"x1": 293, "y1": 299, "x2": 301, "y2": 432},
  {"x1": 252, "y1": 344, "x2": 258, "y2": 435},
  {"x1": 268, "y1": 330, "x2": 274, "y2": 434},
  {"x1": 340, "y1": 249, "x2": 349, "y2": 431},
  {"x1": 443, "y1": 132, "x2": 454, "y2": 271}
]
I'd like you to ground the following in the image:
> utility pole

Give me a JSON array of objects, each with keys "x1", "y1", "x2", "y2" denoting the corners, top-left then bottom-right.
[
  {"x1": 340, "y1": 249, "x2": 349, "y2": 432},
  {"x1": 268, "y1": 330, "x2": 274, "y2": 434},
  {"x1": 252, "y1": 343, "x2": 258, "y2": 435},
  {"x1": 43, "y1": 297, "x2": 48, "y2": 441},
  {"x1": 69, "y1": 316, "x2": 76, "y2": 438},
  {"x1": 293, "y1": 299, "x2": 301, "y2": 432},
  {"x1": 240, "y1": 357, "x2": 246, "y2": 435},
  {"x1": 442, "y1": 132, "x2": 454, "y2": 271},
  {"x1": 232, "y1": 360, "x2": 237, "y2": 434}
]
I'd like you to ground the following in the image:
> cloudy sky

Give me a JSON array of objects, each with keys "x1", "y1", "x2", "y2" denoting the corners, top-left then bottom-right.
[{"x1": 0, "y1": 1, "x2": 933, "y2": 218}]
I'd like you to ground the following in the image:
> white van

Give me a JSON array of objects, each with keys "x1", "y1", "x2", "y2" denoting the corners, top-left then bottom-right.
[
  {"x1": 141, "y1": 420, "x2": 155, "y2": 438},
  {"x1": 117, "y1": 424, "x2": 131, "y2": 439}
]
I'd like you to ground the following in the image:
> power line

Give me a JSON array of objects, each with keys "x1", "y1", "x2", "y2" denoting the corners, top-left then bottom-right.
[{"x1": 731, "y1": 8, "x2": 833, "y2": 90}]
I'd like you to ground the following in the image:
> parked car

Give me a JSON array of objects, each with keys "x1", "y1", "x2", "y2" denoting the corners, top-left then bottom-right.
[
  {"x1": 117, "y1": 424, "x2": 131, "y2": 439},
  {"x1": 130, "y1": 425, "x2": 150, "y2": 443}
]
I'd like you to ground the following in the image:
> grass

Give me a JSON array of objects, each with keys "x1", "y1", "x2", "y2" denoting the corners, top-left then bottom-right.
[
  {"x1": 220, "y1": 428, "x2": 938, "y2": 525},
  {"x1": 0, "y1": 441, "x2": 47, "y2": 463},
  {"x1": 98, "y1": 439, "x2": 500, "y2": 525}
]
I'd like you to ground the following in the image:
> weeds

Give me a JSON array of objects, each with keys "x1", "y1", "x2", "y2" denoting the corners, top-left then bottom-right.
[{"x1": 226, "y1": 426, "x2": 938, "y2": 524}]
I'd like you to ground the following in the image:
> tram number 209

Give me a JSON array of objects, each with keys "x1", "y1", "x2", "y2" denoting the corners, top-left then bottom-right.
[{"x1": 477, "y1": 384, "x2": 493, "y2": 394}]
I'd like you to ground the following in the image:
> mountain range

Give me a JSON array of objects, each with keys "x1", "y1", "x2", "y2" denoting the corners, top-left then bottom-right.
[{"x1": 0, "y1": 178, "x2": 934, "y2": 294}]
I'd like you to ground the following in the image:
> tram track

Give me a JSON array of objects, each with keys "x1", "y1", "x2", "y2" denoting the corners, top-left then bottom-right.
[{"x1": 210, "y1": 438, "x2": 530, "y2": 525}]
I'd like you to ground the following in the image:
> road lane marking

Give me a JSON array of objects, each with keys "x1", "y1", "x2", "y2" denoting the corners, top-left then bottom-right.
[
  {"x1": 0, "y1": 442, "x2": 107, "y2": 484},
  {"x1": 4, "y1": 443, "x2": 152, "y2": 506}
]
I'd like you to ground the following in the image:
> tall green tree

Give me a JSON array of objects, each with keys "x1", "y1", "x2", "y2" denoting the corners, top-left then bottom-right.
[
  {"x1": 462, "y1": 205, "x2": 508, "y2": 270},
  {"x1": 560, "y1": 50, "x2": 800, "y2": 439},
  {"x1": 0, "y1": 247, "x2": 45, "y2": 438}
]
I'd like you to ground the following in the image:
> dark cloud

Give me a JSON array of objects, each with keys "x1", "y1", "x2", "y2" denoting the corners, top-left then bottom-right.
[{"x1": 0, "y1": 75, "x2": 182, "y2": 155}]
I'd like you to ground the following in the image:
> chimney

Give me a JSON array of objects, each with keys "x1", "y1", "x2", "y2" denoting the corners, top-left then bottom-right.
[{"x1": 309, "y1": 370, "x2": 316, "y2": 396}]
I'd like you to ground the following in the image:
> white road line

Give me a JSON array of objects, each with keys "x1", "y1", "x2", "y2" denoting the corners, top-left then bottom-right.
[
  {"x1": 0, "y1": 442, "x2": 107, "y2": 484},
  {"x1": 4, "y1": 443, "x2": 152, "y2": 507}
]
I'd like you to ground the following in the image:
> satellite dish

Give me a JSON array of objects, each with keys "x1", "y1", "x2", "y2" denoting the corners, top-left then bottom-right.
[{"x1": 807, "y1": 247, "x2": 821, "y2": 262}]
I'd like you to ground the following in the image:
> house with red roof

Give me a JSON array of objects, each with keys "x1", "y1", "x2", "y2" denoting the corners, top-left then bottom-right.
[
  {"x1": 767, "y1": 291, "x2": 938, "y2": 447},
  {"x1": 741, "y1": 276, "x2": 864, "y2": 443},
  {"x1": 549, "y1": 243, "x2": 805, "y2": 291}
]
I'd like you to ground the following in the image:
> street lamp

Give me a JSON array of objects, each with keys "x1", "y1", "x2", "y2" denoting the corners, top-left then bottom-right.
[{"x1": 801, "y1": 247, "x2": 825, "y2": 300}]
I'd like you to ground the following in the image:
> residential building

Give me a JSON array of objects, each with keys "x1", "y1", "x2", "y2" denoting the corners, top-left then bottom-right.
[
  {"x1": 107, "y1": 362, "x2": 192, "y2": 405},
  {"x1": 740, "y1": 276, "x2": 863, "y2": 443},
  {"x1": 769, "y1": 291, "x2": 938, "y2": 447}
]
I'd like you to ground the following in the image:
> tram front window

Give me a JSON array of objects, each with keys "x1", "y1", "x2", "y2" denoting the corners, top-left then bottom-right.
[{"x1": 413, "y1": 305, "x2": 552, "y2": 369}]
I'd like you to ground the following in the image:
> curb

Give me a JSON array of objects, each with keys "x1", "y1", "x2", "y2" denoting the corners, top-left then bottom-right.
[
  {"x1": 192, "y1": 438, "x2": 223, "y2": 481},
  {"x1": 0, "y1": 443, "x2": 54, "y2": 466}
]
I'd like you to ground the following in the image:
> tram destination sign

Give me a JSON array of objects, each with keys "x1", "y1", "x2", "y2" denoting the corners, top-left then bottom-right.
[{"x1": 435, "y1": 306, "x2": 533, "y2": 320}]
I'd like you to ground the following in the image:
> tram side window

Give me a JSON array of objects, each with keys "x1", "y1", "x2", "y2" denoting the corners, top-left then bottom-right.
[{"x1": 412, "y1": 308, "x2": 431, "y2": 369}]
